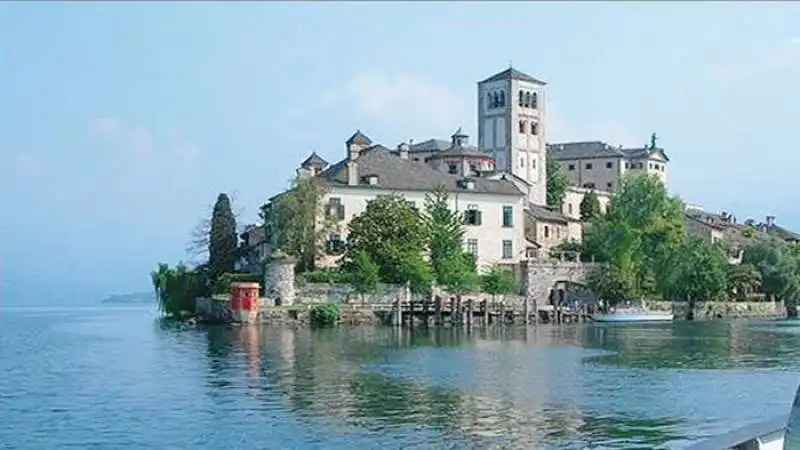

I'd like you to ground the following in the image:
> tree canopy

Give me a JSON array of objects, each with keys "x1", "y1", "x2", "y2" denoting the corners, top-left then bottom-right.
[
  {"x1": 743, "y1": 240, "x2": 800, "y2": 309},
  {"x1": 346, "y1": 194, "x2": 431, "y2": 289},
  {"x1": 209, "y1": 193, "x2": 238, "y2": 280},
  {"x1": 546, "y1": 155, "x2": 569, "y2": 208},
  {"x1": 583, "y1": 173, "x2": 686, "y2": 299},
  {"x1": 579, "y1": 190, "x2": 602, "y2": 221},
  {"x1": 267, "y1": 175, "x2": 335, "y2": 273},
  {"x1": 665, "y1": 236, "x2": 729, "y2": 302},
  {"x1": 423, "y1": 186, "x2": 478, "y2": 293}
]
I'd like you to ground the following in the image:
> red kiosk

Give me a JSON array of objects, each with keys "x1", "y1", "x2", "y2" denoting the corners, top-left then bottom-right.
[{"x1": 230, "y1": 282, "x2": 261, "y2": 323}]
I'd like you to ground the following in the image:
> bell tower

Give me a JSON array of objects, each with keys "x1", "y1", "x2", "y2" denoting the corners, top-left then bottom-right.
[{"x1": 477, "y1": 66, "x2": 547, "y2": 205}]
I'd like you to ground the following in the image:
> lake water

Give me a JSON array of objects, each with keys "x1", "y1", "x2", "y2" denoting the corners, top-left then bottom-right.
[{"x1": 2, "y1": 306, "x2": 800, "y2": 449}]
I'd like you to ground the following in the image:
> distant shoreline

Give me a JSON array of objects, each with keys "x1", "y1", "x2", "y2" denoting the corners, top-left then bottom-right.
[{"x1": 100, "y1": 292, "x2": 155, "y2": 305}]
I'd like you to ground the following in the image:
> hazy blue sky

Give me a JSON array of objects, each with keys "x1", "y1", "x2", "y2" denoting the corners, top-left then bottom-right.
[{"x1": 2, "y1": 2, "x2": 800, "y2": 303}]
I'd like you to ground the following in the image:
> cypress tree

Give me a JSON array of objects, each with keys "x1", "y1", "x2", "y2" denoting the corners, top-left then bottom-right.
[{"x1": 209, "y1": 193, "x2": 238, "y2": 280}]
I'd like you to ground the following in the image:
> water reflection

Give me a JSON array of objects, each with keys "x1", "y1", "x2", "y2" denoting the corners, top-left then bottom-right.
[{"x1": 202, "y1": 325, "x2": 700, "y2": 448}]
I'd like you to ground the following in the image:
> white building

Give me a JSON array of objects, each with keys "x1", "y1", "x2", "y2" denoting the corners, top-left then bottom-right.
[{"x1": 267, "y1": 129, "x2": 529, "y2": 272}]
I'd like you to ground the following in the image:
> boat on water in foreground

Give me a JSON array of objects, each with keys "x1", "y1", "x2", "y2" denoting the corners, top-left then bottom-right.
[{"x1": 593, "y1": 299, "x2": 674, "y2": 323}]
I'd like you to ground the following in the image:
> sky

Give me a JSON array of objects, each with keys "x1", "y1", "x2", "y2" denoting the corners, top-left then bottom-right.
[{"x1": 2, "y1": 2, "x2": 800, "y2": 304}]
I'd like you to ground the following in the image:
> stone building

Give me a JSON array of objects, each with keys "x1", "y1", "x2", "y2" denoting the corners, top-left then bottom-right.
[{"x1": 548, "y1": 138, "x2": 669, "y2": 192}]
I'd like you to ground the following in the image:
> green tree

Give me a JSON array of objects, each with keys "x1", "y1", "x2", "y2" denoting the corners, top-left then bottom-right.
[
  {"x1": 666, "y1": 237, "x2": 729, "y2": 305},
  {"x1": 209, "y1": 193, "x2": 238, "y2": 281},
  {"x1": 345, "y1": 250, "x2": 380, "y2": 302},
  {"x1": 150, "y1": 263, "x2": 208, "y2": 318},
  {"x1": 423, "y1": 186, "x2": 476, "y2": 286},
  {"x1": 727, "y1": 263, "x2": 762, "y2": 300},
  {"x1": 346, "y1": 194, "x2": 430, "y2": 286},
  {"x1": 267, "y1": 175, "x2": 335, "y2": 273},
  {"x1": 579, "y1": 190, "x2": 602, "y2": 221},
  {"x1": 395, "y1": 250, "x2": 434, "y2": 295},
  {"x1": 587, "y1": 264, "x2": 635, "y2": 310},
  {"x1": 744, "y1": 241, "x2": 800, "y2": 316},
  {"x1": 481, "y1": 266, "x2": 517, "y2": 302},
  {"x1": 437, "y1": 252, "x2": 480, "y2": 297},
  {"x1": 584, "y1": 173, "x2": 685, "y2": 298},
  {"x1": 546, "y1": 154, "x2": 569, "y2": 208}
]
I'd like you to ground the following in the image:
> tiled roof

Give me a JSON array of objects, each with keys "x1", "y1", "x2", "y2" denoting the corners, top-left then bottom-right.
[
  {"x1": 427, "y1": 147, "x2": 493, "y2": 160},
  {"x1": 548, "y1": 141, "x2": 670, "y2": 162},
  {"x1": 480, "y1": 68, "x2": 547, "y2": 85},
  {"x1": 346, "y1": 130, "x2": 372, "y2": 146},
  {"x1": 300, "y1": 151, "x2": 329, "y2": 168},
  {"x1": 684, "y1": 212, "x2": 726, "y2": 231},
  {"x1": 526, "y1": 203, "x2": 572, "y2": 224},
  {"x1": 316, "y1": 148, "x2": 522, "y2": 196},
  {"x1": 409, "y1": 138, "x2": 451, "y2": 153},
  {"x1": 764, "y1": 224, "x2": 800, "y2": 242}
]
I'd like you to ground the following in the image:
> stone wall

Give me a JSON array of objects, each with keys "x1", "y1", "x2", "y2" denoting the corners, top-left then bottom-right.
[
  {"x1": 296, "y1": 282, "x2": 408, "y2": 305},
  {"x1": 195, "y1": 297, "x2": 233, "y2": 323},
  {"x1": 520, "y1": 260, "x2": 603, "y2": 303},
  {"x1": 648, "y1": 300, "x2": 785, "y2": 320}
]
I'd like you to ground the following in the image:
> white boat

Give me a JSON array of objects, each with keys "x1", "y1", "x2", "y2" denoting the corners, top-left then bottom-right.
[{"x1": 593, "y1": 299, "x2": 674, "y2": 323}]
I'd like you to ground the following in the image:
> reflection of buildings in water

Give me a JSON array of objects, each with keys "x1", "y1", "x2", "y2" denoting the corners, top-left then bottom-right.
[
  {"x1": 240, "y1": 326, "x2": 261, "y2": 381},
  {"x1": 463, "y1": 327, "x2": 588, "y2": 446}
]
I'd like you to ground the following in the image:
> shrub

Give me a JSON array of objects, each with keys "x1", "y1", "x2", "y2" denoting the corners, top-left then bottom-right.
[
  {"x1": 215, "y1": 272, "x2": 263, "y2": 295},
  {"x1": 309, "y1": 303, "x2": 341, "y2": 328},
  {"x1": 302, "y1": 269, "x2": 349, "y2": 284}
]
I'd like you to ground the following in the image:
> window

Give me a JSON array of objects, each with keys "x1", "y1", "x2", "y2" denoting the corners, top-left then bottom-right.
[
  {"x1": 502, "y1": 240, "x2": 513, "y2": 259},
  {"x1": 464, "y1": 205, "x2": 482, "y2": 226},
  {"x1": 502, "y1": 205, "x2": 513, "y2": 227},
  {"x1": 524, "y1": 91, "x2": 531, "y2": 107},
  {"x1": 326, "y1": 234, "x2": 345, "y2": 255},
  {"x1": 469, "y1": 164, "x2": 478, "y2": 176},
  {"x1": 568, "y1": 204, "x2": 573, "y2": 215},
  {"x1": 607, "y1": 182, "x2": 613, "y2": 189},
  {"x1": 531, "y1": 92, "x2": 538, "y2": 109},
  {"x1": 518, "y1": 90, "x2": 524, "y2": 106},
  {"x1": 467, "y1": 238, "x2": 479, "y2": 256},
  {"x1": 637, "y1": 162, "x2": 644, "y2": 169},
  {"x1": 625, "y1": 162, "x2": 630, "y2": 169},
  {"x1": 585, "y1": 163, "x2": 593, "y2": 170},
  {"x1": 568, "y1": 164, "x2": 576, "y2": 171},
  {"x1": 448, "y1": 164, "x2": 458, "y2": 174},
  {"x1": 531, "y1": 159, "x2": 536, "y2": 169},
  {"x1": 520, "y1": 157, "x2": 525, "y2": 168},
  {"x1": 544, "y1": 225, "x2": 550, "y2": 239},
  {"x1": 531, "y1": 122, "x2": 538, "y2": 135},
  {"x1": 327, "y1": 197, "x2": 345, "y2": 220},
  {"x1": 519, "y1": 120, "x2": 526, "y2": 133},
  {"x1": 583, "y1": 182, "x2": 596, "y2": 189},
  {"x1": 606, "y1": 161, "x2": 613, "y2": 169}
]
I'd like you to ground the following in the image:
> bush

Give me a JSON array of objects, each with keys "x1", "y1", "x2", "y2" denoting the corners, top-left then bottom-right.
[
  {"x1": 215, "y1": 272, "x2": 263, "y2": 295},
  {"x1": 309, "y1": 303, "x2": 341, "y2": 328},
  {"x1": 302, "y1": 269, "x2": 349, "y2": 284}
]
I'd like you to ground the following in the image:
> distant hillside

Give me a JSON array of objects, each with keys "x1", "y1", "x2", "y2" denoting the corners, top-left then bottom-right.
[{"x1": 100, "y1": 292, "x2": 155, "y2": 305}]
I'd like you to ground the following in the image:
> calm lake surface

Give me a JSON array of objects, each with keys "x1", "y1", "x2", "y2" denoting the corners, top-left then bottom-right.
[{"x1": 2, "y1": 306, "x2": 800, "y2": 449}]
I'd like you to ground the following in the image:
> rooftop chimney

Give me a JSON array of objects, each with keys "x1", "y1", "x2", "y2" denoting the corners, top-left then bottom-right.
[
  {"x1": 346, "y1": 159, "x2": 358, "y2": 186},
  {"x1": 397, "y1": 142, "x2": 409, "y2": 160}
]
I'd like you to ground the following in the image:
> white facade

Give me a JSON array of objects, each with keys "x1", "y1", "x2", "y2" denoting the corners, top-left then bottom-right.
[
  {"x1": 478, "y1": 71, "x2": 548, "y2": 206},
  {"x1": 318, "y1": 186, "x2": 527, "y2": 272}
]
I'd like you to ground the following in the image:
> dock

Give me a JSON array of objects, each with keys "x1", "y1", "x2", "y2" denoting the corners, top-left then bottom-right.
[{"x1": 387, "y1": 297, "x2": 593, "y2": 327}]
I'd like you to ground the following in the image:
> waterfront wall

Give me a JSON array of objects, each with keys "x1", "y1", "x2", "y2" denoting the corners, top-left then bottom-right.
[{"x1": 649, "y1": 300, "x2": 785, "y2": 320}]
